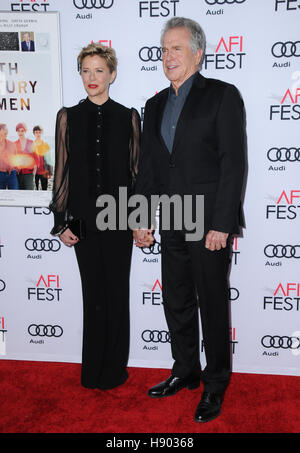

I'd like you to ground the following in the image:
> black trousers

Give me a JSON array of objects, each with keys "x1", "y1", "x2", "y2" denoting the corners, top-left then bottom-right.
[
  {"x1": 161, "y1": 230, "x2": 231, "y2": 394},
  {"x1": 74, "y1": 229, "x2": 132, "y2": 390},
  {"x1": 35, "y1": 174, "x2": 48, "y2": 190}
]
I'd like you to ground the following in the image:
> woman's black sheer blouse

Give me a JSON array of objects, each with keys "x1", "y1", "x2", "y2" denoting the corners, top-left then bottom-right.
[{"x1": 49, "y1": 98, "x2": 141, "y2": 235}]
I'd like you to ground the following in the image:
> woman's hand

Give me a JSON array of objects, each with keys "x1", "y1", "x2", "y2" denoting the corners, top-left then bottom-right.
[{"x1": 59, "y1": 228, "x2": 79, "y2": 247}]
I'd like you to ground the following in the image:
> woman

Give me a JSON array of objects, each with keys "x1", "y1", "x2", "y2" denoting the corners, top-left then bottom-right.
[
  {"x1": 0, "y1": 124, "x2": 19, "y2": 190},
  {"x1": 50, "y1": 43, "x2": 143, "y2": 390},
  {"x1": 15, "y1": 122, "x2": 35, "y2": 190}
]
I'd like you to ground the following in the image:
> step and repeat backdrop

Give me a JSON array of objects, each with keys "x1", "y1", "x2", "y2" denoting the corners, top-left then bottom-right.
[{"x1": 0, "y1": 0, "x2": 299, "y2": 376}]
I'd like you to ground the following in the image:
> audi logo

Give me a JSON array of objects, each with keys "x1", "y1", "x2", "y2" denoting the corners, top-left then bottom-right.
[
  {"x1": 264, "y1": 244, "x2": 300, "y2": 259},
  {"x1": 73, "y1": 0, "x2": 114, "y2": 9},
  {"x1": 261, "y1": 335, "x2": 300, "y2": 349},
  {"x1": 271, "y1": 41, "x2": 300, "y2": 58},
  {"x1": 229, "y1": 287, "x2": 239, "y2": 301},
  {"x1": 28, "y1": 324, "x2": 63, "y2": 338},
  {"x1": 25, "y1": 238, "x2": 61, "y2": 252},
  {"x1": 142, "y1": 241, "x2": 161, "y2": 255},
  {"x1": 142, "y1": 330, "x2": 170, "y2": 343},
  {"x1": 267, "y1": 147, "x2": 300, "y2": 162},
  {"x1": 139, "y1": 46, "x2": 162, "y2": 62},
  {"x1": 205, "y1": 0, "x2": 246, "y2": 4},
  {"x1": 0, "y1": 279, "x2": 6, "y2": 292}
]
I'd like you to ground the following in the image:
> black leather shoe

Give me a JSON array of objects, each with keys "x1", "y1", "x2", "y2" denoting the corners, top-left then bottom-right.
[
  {"x1": 194, "y1": 391, "x2": 223, "y2": 423},
  {"x1": 148, "y1": 375, "x2": 200, "y2": 398}
]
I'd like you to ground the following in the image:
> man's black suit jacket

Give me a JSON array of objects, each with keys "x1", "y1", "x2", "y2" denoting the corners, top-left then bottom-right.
[
  {"x1": 21, "y1": 40, "x2": 35, "y2": 51},
  {"x1": 136, "y1": 72, "x2": 246, "y2": 235}
]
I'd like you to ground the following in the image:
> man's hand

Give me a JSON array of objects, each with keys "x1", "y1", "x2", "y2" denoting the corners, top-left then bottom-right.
[
  {"x1": 133, "y1": 229, "x2": 155, "y2": 248},
  {"x1": 205, "y1": 230, "x2": 229, "y2": 251}
]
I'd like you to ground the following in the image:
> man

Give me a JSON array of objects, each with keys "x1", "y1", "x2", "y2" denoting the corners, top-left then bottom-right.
[
  {"x1": 21, "y1": 32, "x2": 35, "y2": 52},
  {"x1": 134, "y1": 17, "x2": 245, "y2": 423}
]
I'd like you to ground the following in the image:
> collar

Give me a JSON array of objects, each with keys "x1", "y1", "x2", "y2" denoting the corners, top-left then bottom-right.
[
  {"x1": 84, "y1": 97, "x2": 112, "y2": 111},
  {"x1": 169, "y1": 71, "x2": 198, "y2": 98}
]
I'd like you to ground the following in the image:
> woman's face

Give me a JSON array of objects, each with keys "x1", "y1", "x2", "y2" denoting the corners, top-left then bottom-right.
[
  {"x1": 81, "y1": 54, "x2": 116, "y2": 104},
  {"x1": 17, "y1": 127, "x2": 26, "y2": 138},
  {"x1": 34, "y1": 130, "x2": 42, "y2": 140}
]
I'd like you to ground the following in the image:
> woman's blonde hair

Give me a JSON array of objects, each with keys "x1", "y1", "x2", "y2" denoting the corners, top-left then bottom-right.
[{"x1": 77, "y1": 43, "x2": 117, "y2": 73}]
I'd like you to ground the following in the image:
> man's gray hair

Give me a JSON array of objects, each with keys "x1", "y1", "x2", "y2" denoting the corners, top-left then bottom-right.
[{"x1": 160, "y1": 17, "x2": 206, "y2": 68}]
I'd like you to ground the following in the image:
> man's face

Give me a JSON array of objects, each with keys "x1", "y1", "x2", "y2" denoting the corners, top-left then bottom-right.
[
  {"x1": 162, "y1": 27, "x2": 202, "y2": 89},
  {"x1": 24, "y1": 33, "x2": 30, "y2": 43}
]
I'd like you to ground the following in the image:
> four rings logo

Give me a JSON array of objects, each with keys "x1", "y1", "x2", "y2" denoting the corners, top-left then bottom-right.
[
  {"x1": 142, "y1": 330, "x2": 170, "y2": 343},
  {"x1": 205, "y1": 0, "x2": 246, "y2": 4},
  {"x1": 28, "y1": 324, "x2": 63, "y2": 338},
  {"x1": 271, "y1": 41, "x2": 300, "y2": 58},
  {"x1": 25, "y1": 238, "x2": 61, "y2": 252},
  {"x1": 261, "y1": 335, "x2": 300, "y2": 349},
  {"x1": 73, "y1": 0, "x2": 114, "y2": 8},
  {"x1": 267, "y1": 147, "x2": 300, "y2": 162},
  {"x1": 229, "y1": 287, "x2": 239, "y2": 301},
  {"x1": 264, "y1": 244, "x2": 300, "y2": 259},
  {"x1": 0, "y1": 279, "x2": 6, "y2": 292},
  {"x1": 139, "y1": 47, "x2": 162, "y2": 62},
  {"x1": 142, "y1": 241, "x2": 161, "y2": 255}
]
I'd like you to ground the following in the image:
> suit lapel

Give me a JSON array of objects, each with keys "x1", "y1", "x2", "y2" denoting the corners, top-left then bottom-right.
[
  {"x1": 155, "y1": 88, "x2": 170, "y2": 157},
  {"x1": 172, "y1": 72, "x2": 206, "y2": 154}
]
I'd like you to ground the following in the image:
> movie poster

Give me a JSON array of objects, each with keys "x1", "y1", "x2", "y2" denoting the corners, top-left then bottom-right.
[{"x1": 0, "y1": 11, "x2": 61, "y2": 206}]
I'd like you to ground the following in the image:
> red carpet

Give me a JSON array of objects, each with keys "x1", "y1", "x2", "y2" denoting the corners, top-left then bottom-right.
[{"x1": 0, "y1": 360, "x2": 299, "y2": 434}]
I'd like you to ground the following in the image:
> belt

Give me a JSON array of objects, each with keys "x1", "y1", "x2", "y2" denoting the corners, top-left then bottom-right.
[{"x1": 0, "y1": 170, "x2": 17, "y2": 175}]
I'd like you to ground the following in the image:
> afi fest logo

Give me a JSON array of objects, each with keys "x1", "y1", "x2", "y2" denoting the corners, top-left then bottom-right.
[
  {"x1": 142, "y1": 279, "x2": 163, "y2": 306},
  {"x1": 0, "y1": 237, "x2": 4, "y2": 258},
  {"x1": 270, "y1": 86, "x2": 300, "y2": 120},
  {"x1": 138, "y1": 1, "x2": 180, "y2": 17},
  {"x1": 266, "y1": 189, "x2": 300, "y2": 220},
  {"x1": 231, "y1": 237, "x2": 240, "y2": 265},
  {"x1": 0, "y1": 317, "x2": 7, "y2": 355},
  {"x1": 274, "y1": 0, "x2": 300, "y2": 11},
  {"x1": 263, "y1": 282, "x2": 300, "y2": 312},
  {"x1": 27, "y1": 274, "x2": 62, "y2": 302},
  {"x1": 204, "y1": 36, "x2": 246, "y2": 70},
  {"x1": 10, "y1": 0, "x2": 50, "y2": 12},
  {"x1": 201, "y1": 327, "x2": 238, "y2": 353}
]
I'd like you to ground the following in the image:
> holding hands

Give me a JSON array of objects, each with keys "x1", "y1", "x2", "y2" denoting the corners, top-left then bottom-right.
[{"x1": 134, "y1": 229, "x2": 155, "y2": 248}]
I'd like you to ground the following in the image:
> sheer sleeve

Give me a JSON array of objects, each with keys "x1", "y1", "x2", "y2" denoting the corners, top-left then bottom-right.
[
  {"x1": 129, "y1": 107, "x2": 141, "y2": 192},
  {"x1": 49, "y1": 107, "x2": 70, "y2": 235}
]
